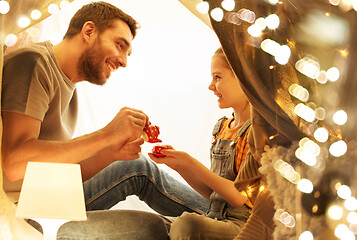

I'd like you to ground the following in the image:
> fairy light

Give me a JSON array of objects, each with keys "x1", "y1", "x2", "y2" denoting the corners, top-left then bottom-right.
[
  {"x1": 265, "y1": 14, "x2": 280, "y2": 29},
  {"x1": 313, "y1": 127, "x2": 329, "y2": 142},
  {"x1": 333, "y1": 110, "x2": 348, "y2": 125},
  {"x1": 294, "y1": 103, "x2": 315, "y2": 122},
  {"x1": 297, "y1": 178, "x2": 313, "y2": 193},
  {"x1": 255, "y1": 17, "x2": 267, "y2": 30},
  {"x1": 314, "y1": 107, "x2": 326, "y2": 120},
  {"x1": 196, "y1": 1, "x2": 209, "y2": 14},
  {"x1": 347, "y1": 212, "x2": 357, "y2": 224},
  {"x1": 274, "y1": 159, "x2": 300, "y2": 184},
  {"x1": 344, "y1": 197, "x2": 357, "y2": 211},
  {"x1": 274, "y1": 211, "x2": 296, "y2": 228},
  {"x1": 337, "y1": 185, "x2": 352, "y2": 199},
  {"x1": 295, "y1": 57, "x2": 320, "y2": 79},
  {"x1": 31, "y1": 9, "x2": 42, "y2": 20},
  {"x1": 328, "y1": 205, "x2": 344, "y2": 220},
  {"x1": 248, "y1": 24, "x2": 262, "y2": 37},
  {"x1": 60, "y1": 0, "x2": 70, "y2": 9},
  {"x1": 17, "y1": 16, "x2": 31, "y2": 28},
  {"x1": 4, "y1": 34, "x2": 18, "y2": 47},
  {"x1": 237, "y1": 8, "x2": 255, "y2": 23},
  {"x1": 289, "y1": 84, "x2": 309, "y2": 102},
  {"x1": 299, "y1": 231, "x2": 314, "y2": 240},
  {"x1": 0, "y1": 0, "x2": 10, "y2": 14},
  {"x1": 326, "y1": 67, "x2": 340, "y2": 82},
  {"x1": 334, "y1": 224, "x2": 355, "y2": 239},
  {"x1": 329, "y1": 0, "x2": 341, "y2": 5},
  {"x1": 295, "y1": 137, "x2": 320, "y2": 166},
  {"x1": 221, "y1": 0, "x2": 235, "y2": 11},
  {"x1": 329, "y1": 140, "x2": 347, "y2": 157},
  {"x1": 267, "y1": 0, "x2": 280, "y2": 5},
  {"x1": 316, "y1": 70, "x2": 328, "y2": 84},
  {"x1": 275, "y1": 45, "x2": 291, "y2": 65},
  {"x1": 48, "y1": 3, "x2": 59, "y2": 15},
  {"x1": 210, "y1": 7, "x2": 224, "y2": 22}
]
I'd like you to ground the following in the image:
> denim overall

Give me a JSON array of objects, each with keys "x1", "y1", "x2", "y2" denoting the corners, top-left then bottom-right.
[{"x1": 206, "y1": 117, "x2": 252, "y2": 226}]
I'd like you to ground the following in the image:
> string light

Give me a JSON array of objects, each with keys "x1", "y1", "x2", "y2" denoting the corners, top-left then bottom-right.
[
  {"x1": 17, "y1": 16, "x2": 31, "y2": 28},
  {"x1": 196, "y1": 1, "x2": 209, "y2": 14},
  {"x1": 265, "y1": 14, "x2": 280, "y2": 29},
  {"x1": 0, "y1": 0, "x2": 10, "y2": 14},
  {"x1": 326, "y1": 67, "x2": 340, "y2": 82},
  {"x1": 337, "y1": 185, "x2": 352, "y2": 199},
  {"x1": 221, "y1": 0, "x2": 235, "y2": 11},
  {"x1": 31, "y1": 9, "x2": 42, "y2": 20},
  {"x1": 333, "y1": 110, "x2": 348, "y2": 125},
  {"x1": 297, "y1": 178, "x2": 314, "y2": 193},
  {"x1": 334, "y1": 224, "x2": 355, "y2": 239},
  {"x1": 60, "y1": 0, "x2": 70, "y2": 9},
  {"x1": 344, "y1": 197, "x2": 357, "y2": 211},
  {"x1": 294, "y1": 103, "x2": 315, "y2": 122},
  {"x1": 48, "y1": 3, "x2": 59, "y2": 15},
  {"x1": 313, "y1": 127, "x2": 329, "y2": 142},
  {"x1": 328, "y1": 205, "x2": 344, "y2": 220},
  {"x1": 210, "y1": 7, "x2": 224, "y2": 22},
  {"x1": 299, "y1": 231, "x2": 314, "y2": 240},
  {"x1": 4, "y1": 34, "x2": 17, "y2": 47},
  {"x1": 329, "y1": 140, "x2": 347, "y2": 157}
]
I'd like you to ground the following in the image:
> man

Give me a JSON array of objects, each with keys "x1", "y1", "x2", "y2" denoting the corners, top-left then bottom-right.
[{"x1": 1, "y1": 2, "x2": 170, "y2": 239}]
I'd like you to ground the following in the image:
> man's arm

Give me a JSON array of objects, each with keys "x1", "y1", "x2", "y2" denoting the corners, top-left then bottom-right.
[{"x1": 2, "y1": 107, "x2": 147, "y2": 182}]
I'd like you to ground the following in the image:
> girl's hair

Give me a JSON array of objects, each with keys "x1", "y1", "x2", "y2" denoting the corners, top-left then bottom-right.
[{"x1": 63, "y1": 1, "x2": 139, "y2": 39}]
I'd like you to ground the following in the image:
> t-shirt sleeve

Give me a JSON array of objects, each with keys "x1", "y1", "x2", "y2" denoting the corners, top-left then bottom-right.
[{"x1": 2, "y1": 51, "x2": 53, "y2": 121}]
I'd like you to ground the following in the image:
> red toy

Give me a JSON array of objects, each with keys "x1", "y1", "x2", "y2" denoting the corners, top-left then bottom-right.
[
  {"x1": 143, "y1": 124, "x2": 162, "y2": 143},
  {"x1": 152, "y1": 145, "x2": 168, "y2": 157}
]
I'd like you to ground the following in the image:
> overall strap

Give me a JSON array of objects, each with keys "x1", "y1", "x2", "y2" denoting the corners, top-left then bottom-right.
[
  {"x1": 237, "y1": 119, "x2": 252, "y2": 137},
  {"x1": 212, "y1": 116, "x2": 228, "y2": 137}
]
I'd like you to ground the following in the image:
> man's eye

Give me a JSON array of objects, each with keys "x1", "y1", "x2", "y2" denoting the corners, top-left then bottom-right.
[{"x1": 116, "y1": 42, "x2": 123, "y2": 49}]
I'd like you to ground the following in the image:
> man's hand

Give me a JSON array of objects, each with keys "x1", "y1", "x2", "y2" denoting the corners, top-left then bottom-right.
[
  {"x1": 110, "y1": 137, "x2": 145, "y2": 161},
  {"x1": 103, "y1": 107, "x2": 148, "y2": 145}
]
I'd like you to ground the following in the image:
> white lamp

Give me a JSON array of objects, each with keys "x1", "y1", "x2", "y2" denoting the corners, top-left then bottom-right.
[{"x1": 16, "y1": 162, "x2": 87, "y2": 240}]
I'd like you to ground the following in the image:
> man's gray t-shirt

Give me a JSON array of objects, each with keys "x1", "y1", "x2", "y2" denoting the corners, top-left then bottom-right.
[{"x1": 2, "y1": 41, "x2": 78, "y2": 201}]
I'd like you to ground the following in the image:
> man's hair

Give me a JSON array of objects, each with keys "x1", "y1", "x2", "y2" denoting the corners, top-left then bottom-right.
[{"x1": 63, "y1": 1, "x2": 139, "y2": 39}]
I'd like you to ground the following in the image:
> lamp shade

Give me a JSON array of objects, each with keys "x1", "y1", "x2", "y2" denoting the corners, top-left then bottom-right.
[{"x1": 16, "y1": 162, "x2": 87, "y2": 221}]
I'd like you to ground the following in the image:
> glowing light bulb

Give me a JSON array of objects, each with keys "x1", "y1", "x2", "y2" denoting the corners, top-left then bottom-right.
[
  {"x1": 210, "y1": 8, "x2": 224, "y2": 22},
  {"x1": 329, "y1": 140, "x2": 347, "y2": 157},
  {"x1": 316, "y1": 70, "x2": 328, "y2": 84},
  {"x1": 294, "y1": 103, "x2": 315, "y2": 122},
  {"x1": 0, "y1": 0, "x2": 10, "y2": 14},
  {"x1": 265, "y1": 14, "x2": 280, "y2": 29},
  {"x1": 299, "y1": 231, "x2": 314, "y2": 240},
  {"x1": 333, "y1": 110, "x2": 348, "y2": 125},
  {"x1": 326, "y1": 67, "x2": 340, "y2": 82},
  {"x1": 267, "y1": 0, "x2": 280, "y2": 5},
  {"x1": 328, "y1": 205, "x2": 343, "y2": 220},
  {"x1": 60, "y1": 0, "x2": 70, "y2": 9},
  {"x1": 334, "y1": 224, "x2": 355, "y2": 239},
  {"x1": 17, "y1": 16, "x2": 31, "y2": 28},
  {"x1": 196, "y1": 1, "x2": 209, "y2": 14},
  {"x1": 31, "y1": 9, "x2": 42, "y2": 20},
  {"x1": 337, "y1": 185, "x2": 352, "y2": 199},
  {"x1": 48, "y1": 3, "x2": 59, "y2": 14},
  {"x1": 221, "y1": 0, "x2": 235, "y2": 11},
  {"x1": 347, "y1": 212, "x2": 357, "y2": 224},
  {"x1": 345, "y1": 197, "x2": 357, "y2": 211},
  {"x1": 314, "y1": 127, "x2": 329, "y2": 142},
  {"x1": 4, "y1": 34, "x2": 18, "y2": 47},
  {"x1": 248, "y1": 24, "x2": 262, "y2": 37},
  {"x1": 297, "y1": 179, "x2": 313, "y2": 193}
]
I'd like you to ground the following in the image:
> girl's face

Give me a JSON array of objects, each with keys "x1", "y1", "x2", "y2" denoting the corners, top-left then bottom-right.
[{"x1": 209, "y1": 54, "x2": 248, "y2": 110}]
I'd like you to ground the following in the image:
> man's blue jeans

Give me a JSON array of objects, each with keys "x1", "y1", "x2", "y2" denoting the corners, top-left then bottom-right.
[{"x1": 57, "y1": 155, "x2": 209, "y2": 239}]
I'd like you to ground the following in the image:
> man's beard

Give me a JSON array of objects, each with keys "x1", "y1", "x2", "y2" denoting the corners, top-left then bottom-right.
[{"x1": 77, "y1": 39, "x2": 107, "y2": 86}]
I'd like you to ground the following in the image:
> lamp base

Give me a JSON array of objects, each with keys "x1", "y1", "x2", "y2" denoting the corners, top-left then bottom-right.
[{"x1": 32, "y1": 218, "x2": 70, "y2": 240}]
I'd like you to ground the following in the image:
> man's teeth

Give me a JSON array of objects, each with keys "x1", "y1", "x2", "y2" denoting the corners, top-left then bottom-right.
[{"x1": 107, "y1": 63, "x2": 114, "y2": 72}]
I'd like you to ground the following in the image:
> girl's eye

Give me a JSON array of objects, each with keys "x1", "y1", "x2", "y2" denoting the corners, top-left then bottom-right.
[{"x1": 215, "y1": 75, "x2": 221, "y2": 81}]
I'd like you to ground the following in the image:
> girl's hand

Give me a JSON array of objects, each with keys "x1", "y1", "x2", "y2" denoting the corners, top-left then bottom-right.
[{"x1": 148, "y1": 145, "x2": 192, "y2": 171}]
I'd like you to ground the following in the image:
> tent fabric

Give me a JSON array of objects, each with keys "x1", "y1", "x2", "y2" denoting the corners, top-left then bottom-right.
[{"x1": 205, "y1": 0, "x2": 357, "y2": 239}]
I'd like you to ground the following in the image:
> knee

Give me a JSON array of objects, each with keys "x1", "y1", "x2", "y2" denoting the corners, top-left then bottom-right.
[{"x1": 170, "y1": 212, "x2": 206, "y2": 240}]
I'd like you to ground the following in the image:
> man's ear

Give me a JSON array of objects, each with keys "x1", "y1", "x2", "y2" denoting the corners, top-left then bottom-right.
[{"x1": 81, "y1": 21, "x2": 96, "y2": 43}]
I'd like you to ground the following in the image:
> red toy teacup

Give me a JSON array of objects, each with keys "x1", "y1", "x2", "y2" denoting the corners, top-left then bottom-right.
[
  {"x1": 143, "y1": 124, "x2": 162, "y2": 143},
  {"x1": 152, "y1": 145, "x2": 168, "y2": 157}
]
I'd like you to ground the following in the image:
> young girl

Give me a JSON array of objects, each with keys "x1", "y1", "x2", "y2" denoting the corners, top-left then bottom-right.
[{"x1": 149, "y1": 47, "x2": 252, "y2": 239}]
